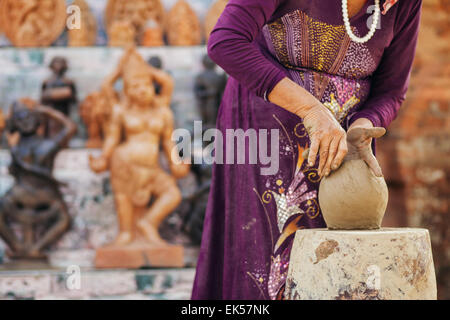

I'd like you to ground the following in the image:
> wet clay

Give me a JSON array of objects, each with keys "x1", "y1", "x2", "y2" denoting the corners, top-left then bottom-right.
[{"x1": 318, "y1": 159, "x2": 388, "y2": 229}]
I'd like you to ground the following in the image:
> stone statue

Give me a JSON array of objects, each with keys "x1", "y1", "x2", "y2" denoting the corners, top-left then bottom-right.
[
  {"x1": 0, "y1": 102, "x2": 76, "y2": 259},
  {"x1": 318, "y1": 127, "x2": 389, "y2": 229},
  {"x1": 105, "y1": 0, "x2": 165, "y2": 47},
  {"x1": 0, "y1": 109, "x2": 4, "y2": 133},
  {"x1": 0, "y1": 2, "x2": 3, "y2": 36},
  {"x1": 147, "y1": 55, "x2": 166, "y2": 95},
  {"x1": 194, "y1": 54, "x2": 227, "y2": 130},
  {"x1": 89, "y1": 47, "x2": 189, "y2": 267},
  {"x1": 80, "y1": 88, "x2": 117, "y2": 149},
  {"x1": 3, "y1": 98, "x2": 43, "y2": 147},
  {"x1": 0, "y1": 0, "x2": 66, "y2": 47},
  {"x1": 204, "y1": 0, "x2": 228, "y2": 41},
  {"x1": 140, "y1": 18, "x2": 164, "y2": 47},
  {"x1": 41, "y1": 56, "x2": 77, "y2": 137},
  {"x1": 68, "y1": 0, "x2": 97, "y2": 47},
  {"x1": 148, "y1": 56, "x2": 163, "y2": 70},
  {"x1": 167, "y1": 0, "x2": 202, "y2": 46},
  {"x1": 108, "y1": 20, "x2": 136, "y2": 47}
]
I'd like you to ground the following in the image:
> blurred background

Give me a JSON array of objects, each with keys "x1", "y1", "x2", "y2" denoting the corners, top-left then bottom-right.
[
  {"x1": 0, "y1": 0, "x2": 448, "y2": 300},
  {"x1": 376, "y1": 0, "x2": 449, "y2": 300}
]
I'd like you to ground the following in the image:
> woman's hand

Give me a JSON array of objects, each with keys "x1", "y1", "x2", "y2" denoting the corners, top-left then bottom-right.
[
  {"x1": 268, "y1": 78, "x2": 348, "y2": 177},
  {"x1": 303, "y1": 104, "x2": 348, "y2": 177},
  {"x1": 346, "y1": 118, "x2": 386, "y2": 177}
]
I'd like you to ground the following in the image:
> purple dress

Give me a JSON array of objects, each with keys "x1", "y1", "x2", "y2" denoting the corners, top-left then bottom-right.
[{"x1": 192, "y1": 0, "x2": 422, "y2": 300}]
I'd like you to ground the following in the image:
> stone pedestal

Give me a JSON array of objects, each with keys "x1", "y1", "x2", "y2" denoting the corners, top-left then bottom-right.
[
  {"x1": 95, "y1": 243, "x2": 184, "y2": 269},
  {"x1": 285, "y1": 228, "x2": 437, "y2": 300}
]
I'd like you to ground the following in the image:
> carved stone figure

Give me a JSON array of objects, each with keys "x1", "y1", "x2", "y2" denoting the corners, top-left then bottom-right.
[
  {"x1": 0, "y1": 0, "x2": 66, "y2": 47},
  {"x1": 194, "y1": 54, "x2": 227, "y2": 130},
  {"x1": 319, "y1": 127, "x2": 389, "y2": 229},
  {"x1": 3, "y1": 98, "x2": 44, "y2": 147},
  {"x1": 89, "y1": 47, "x2": 189, "y2": 268},
  {"x1": 80, "y1": 88, "x2": 117, "y2": 149},
  {"x1": 41, "y1": 56, "x2": 77, "y2": 137},
  {"x1": 105, "y1": 0, "x2": 165, "y2": 47},
  {"x1": 68, "y1": 0, "x2": 97, "y2": 47},
  {"x1": 0, "y1": 109, "x2": 4, "y2": 133},
  {"x1": 166, "y1": 0, "x2": 202, "y2": 46},
  {"x1": 147, "y1": 55, "x2": 166, "y2": 95},
  {"x1": 0, "y1": 102, "x2": 76, "y2": 259},
  {"x1": 204, "y1": 0, "x2": 228, "y2": 41},
  {"x1": 0, "y1": 0, "x2": 3, "y2": 36},
  {"x1": 140, "y1": 19, "x2": 164, "y2": 47},
  {"x1": 108, "y1": 20, "x2": 136, "y2": 47}
]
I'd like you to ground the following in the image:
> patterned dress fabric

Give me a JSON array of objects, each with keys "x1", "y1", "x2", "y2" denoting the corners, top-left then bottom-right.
[{"x1": 192, "y1": 0, "x2": 422, "y2": 300}]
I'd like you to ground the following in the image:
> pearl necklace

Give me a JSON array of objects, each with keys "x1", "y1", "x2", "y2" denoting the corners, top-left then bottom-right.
[{"x1": 342, "y1": 0, "x2": 380, "y2": 43}]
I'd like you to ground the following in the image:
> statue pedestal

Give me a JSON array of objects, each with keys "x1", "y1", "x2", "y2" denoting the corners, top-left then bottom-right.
[
  {"x1": 285, "y1": 228, "x2": 437, "y2": 300},
  {"x1": 95, "y1": 242, "x2": 184, "y2": 269}
]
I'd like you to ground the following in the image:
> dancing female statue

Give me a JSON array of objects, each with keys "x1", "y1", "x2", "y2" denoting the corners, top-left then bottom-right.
[{"x1": 89, "y1": 47, "x2": 189, "y2": 247}]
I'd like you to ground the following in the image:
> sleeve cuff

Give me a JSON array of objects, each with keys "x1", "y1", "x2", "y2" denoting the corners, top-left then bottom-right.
[
  {"x1": 261, "y1": 68, "x2": 288, "y2": 102},
  {"x1": 348, "y1": 109, "x2": 383, "y2": 128}
]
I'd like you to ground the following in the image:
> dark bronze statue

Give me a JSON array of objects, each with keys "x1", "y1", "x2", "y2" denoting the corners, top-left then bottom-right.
[
  {"x1": 194, "y1": 54, "x2": 227, "y2": 130},
  {"x1": 0, "y1": 102, "x2": 76, "y2": 259},
  {"x1": 41, "y1": 56, "x2": 77, "y2": 137},
  {"x1": 147, "y1": 55, "x2": 164, "y2": 96}
]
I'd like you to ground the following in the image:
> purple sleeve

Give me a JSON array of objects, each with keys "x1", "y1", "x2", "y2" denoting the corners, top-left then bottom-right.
[
  {"x1": 349, "y1": 0, "x2": 422, "y2": 128},
  {"x1": 207, "y1": 0, "x2": 288, "y2": 100}
]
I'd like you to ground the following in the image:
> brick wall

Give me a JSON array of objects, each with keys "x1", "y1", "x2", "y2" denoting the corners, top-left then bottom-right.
[{"x1": 378, "y1": 0, "x2": 450, "y2": 299}]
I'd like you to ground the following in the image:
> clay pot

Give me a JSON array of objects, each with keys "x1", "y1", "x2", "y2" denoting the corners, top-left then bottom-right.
[{"x1": 318, "y1": 159, "x2": 388, "y2": 229}]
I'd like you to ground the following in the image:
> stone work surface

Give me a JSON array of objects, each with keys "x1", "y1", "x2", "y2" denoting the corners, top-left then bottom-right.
[
  {"x1": 377, "y1": 0, "x2": 450, "y2": 299},
  {"x1": 286, "y1": 228, "x2": 437, "y2": 300},
  {"x1": 0, "y1": 268, "x2": 195, "y2": 300}
]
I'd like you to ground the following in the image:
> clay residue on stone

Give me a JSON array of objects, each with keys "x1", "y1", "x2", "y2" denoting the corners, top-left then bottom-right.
[
  {"x1": 403, "y1": 256, "x2": 428, "y2": 288},
  {"x1": 335, "y1": 283, "x2": 381, "y2": 300},
  {"x1": 314, "y1": 240, "x2": 339, "y2": 264},
  {"x1": 398, "y1": 238, "x2": 431, "y2": 291}
]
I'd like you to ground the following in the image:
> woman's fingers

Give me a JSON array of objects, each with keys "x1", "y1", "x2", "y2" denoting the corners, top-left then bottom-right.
[
  {"x1": 364, "y1": 127, "x2": 386, "y2": 139},
  {"x1": 317, "y1": 136, "x2": 332, "y2": 176},
  {"x1": 332, "y1": 136, "x2": 348, "y2": 171},
  {"x1": 308, "y1": 135, "x2": 320, "y2": 167},
  {"x1": 323, "y1": 136, "x2": 340, "y2": 176},
  {"x1": 308, "y1": 130, "x2": 348, "y2": 177},
  {"x1": 361, "y1": 149, "x2": 383, "y2": 177}
]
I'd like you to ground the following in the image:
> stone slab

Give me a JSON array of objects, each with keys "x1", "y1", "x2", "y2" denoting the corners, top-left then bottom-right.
[
  {"x1": 285, "y1": 228, "x2": 437, "y2": 300},
  {"x1": 0, "y1": 268, "x2": 195, "y2": 300},
  {"x1": 95, "y1": 244, "x2": 184, "y2": 269}
]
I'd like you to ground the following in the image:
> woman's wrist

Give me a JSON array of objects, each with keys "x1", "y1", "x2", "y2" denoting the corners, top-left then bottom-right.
[{"x1": 268, "y1": 77, "x2": 322, "y2": 118}]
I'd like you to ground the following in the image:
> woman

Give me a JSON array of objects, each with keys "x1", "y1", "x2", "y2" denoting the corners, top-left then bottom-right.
[{"x1": 192, "y1": 0, "x2": 422, "y2": 299}]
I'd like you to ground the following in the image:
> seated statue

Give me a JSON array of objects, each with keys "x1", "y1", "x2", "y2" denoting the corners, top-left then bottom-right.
[{"x1": 0, "y1": 102, "x2": 76, "y2": 259}]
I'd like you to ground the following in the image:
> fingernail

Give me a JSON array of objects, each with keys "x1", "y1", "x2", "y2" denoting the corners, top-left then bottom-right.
[
  {"x1": 331, "y1": 164, "x2": 337, "y2": 170},
  {"x1": 308, "y1": 161, "x2": 313, "y2": 167},
  {"x1": 325, "y1": 170, "x2": 330, "y2": 176}
]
